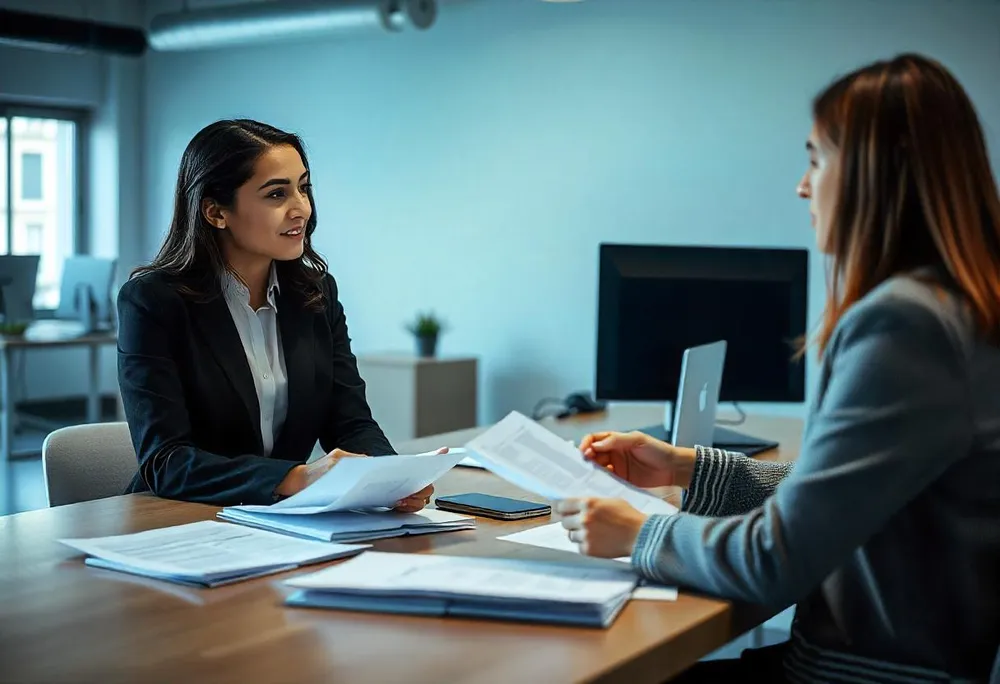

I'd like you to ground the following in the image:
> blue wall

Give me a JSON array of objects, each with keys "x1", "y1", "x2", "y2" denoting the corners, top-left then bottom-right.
[{"x1": 142, "y1": 0, "x2": 1000, "y2": 423}]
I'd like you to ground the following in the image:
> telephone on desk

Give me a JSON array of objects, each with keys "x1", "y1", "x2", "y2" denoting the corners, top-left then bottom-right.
[
  {"x1": 531, "y1": 392, "x2": 607, "y2": 420},
  {"x1": 563, "y1": 392, "x2": 607, "y2": 416}
]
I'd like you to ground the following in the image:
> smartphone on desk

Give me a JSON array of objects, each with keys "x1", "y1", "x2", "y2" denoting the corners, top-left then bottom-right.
[{"x1": 435, "y1": 493, "x2": 551, "y2": 521}]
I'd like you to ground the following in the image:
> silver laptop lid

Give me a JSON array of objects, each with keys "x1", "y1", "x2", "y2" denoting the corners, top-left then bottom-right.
[{"x1": 671, "y1": 340, "x2": 727, "y2": 448}]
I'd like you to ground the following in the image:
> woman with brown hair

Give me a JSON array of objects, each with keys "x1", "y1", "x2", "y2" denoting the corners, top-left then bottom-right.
[
  {"x1": 558, "y1": 54, "x2": 1000, "y2": 682},
  {"x1": 118, "y1": 120, "x2": 438, "y2": 510}
]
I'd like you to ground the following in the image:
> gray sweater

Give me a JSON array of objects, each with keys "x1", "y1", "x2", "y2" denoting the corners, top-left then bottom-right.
[{"x1": 632, "y1": 275, "x2": 1000, "y2": 683}]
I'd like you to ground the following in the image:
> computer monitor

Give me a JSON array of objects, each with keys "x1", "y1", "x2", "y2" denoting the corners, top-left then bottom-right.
[
  {"x1": 596, "y1": 243, "x2": 808, "y2": 407},
  {"x1": 56, "y1": 256, "x2": 116, "y2": 325},
  {"x1": 0, "y1": 255, "x2": 40, "y2": 324}
]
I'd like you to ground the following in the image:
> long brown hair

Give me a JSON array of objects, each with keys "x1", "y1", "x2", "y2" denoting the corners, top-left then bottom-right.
[
  {"x1": 811, "y1": 53, "x2": 1000, "y2": 354},
  {"x1": 133, "y1": 119, "x2": 328, "y2": 309}
]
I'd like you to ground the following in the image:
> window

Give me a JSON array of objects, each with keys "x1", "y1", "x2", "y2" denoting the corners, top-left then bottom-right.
[
  {"x1": 0, "y1": 109, "x2": 84, "y2": 310},
  {"x1": 23, "y1": 223, "x2": 43, "y2": 254},
  {"x1": 20, "y1": 153, "x2": 42, "y2": 200}
]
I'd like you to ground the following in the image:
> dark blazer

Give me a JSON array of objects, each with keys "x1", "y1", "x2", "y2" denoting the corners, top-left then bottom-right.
[{"x1": 117, "y1": 266, "x2": 395, "y2": 507}]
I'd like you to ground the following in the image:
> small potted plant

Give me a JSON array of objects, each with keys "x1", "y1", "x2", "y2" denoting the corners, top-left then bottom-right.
[{"x1": 406, "y1": 311, "x2": 446, "y2": 358}]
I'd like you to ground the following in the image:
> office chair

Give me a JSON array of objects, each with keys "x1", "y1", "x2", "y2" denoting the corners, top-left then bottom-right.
[{"x1": 41, "y1": 422, "x2": 136, "y2": 506}]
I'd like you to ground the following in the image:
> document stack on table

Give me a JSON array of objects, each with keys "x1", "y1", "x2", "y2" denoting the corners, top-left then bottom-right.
[
  {"x1": 498, "y1": 523, "x2": 679, "y2": 602},
  {"x1": 218, "y1": 507, "x2": 475, "y2": 543},
  {"x1": 60, "y1": 520, "x2": 367, "y2": 587},
  {"x1": 283, "y1": 551, "x2": 639, "y2": 628},
  {"x1": 218, "y1": 450, "x2": 475, "y2": 542}
]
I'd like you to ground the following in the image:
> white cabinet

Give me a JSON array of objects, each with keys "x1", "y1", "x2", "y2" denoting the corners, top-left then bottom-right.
[{"x1": 357, "y1": 354, "x2": 478, "y2": 443}]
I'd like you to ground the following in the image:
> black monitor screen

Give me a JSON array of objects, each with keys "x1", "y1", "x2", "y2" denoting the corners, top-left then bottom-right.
[
  {"x1": 0, "y1": 255, "x2": 40, "y2": 324},
  {"x1": 596, "y1": 244, "x2": 808, "y2": 403}
]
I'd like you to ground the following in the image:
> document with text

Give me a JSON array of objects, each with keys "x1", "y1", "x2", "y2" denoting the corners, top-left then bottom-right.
[
  {"x1": 60, "y1": 520, "x2": 366, "y2": 586},
  {"x1": 498, "y1": 523, "x2": 678, "y2": 601},
  {"x1": 286, "y1": 551, "x2": 636, "y2": 602},
  {"x1": 283, "y1": 551, "x2": 638, "y2": 627},
  {"x1": 465, "y1": 412, "x2": 678, "y2": 516}
]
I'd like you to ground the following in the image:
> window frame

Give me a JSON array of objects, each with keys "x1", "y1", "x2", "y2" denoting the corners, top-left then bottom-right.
[{"x1": 0, "y1": 103, "x2": 89, "y2": 312}]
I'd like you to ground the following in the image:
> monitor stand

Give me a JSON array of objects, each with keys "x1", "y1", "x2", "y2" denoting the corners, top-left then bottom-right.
[{"x1": 635, "y1": 403, "x2": 779, "y2": 457}]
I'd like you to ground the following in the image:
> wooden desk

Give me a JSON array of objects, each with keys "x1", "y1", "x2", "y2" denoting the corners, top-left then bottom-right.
[{"x1": 0, "y1": 408, "x2": 802, "y2": 683}]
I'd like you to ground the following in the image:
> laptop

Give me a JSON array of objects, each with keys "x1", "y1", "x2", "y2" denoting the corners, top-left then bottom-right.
[
  {"x1": 671, "y1": 341, "x2": 727, "y2": 449},
  {"x1": 648, "y1": 340, "x2": 779, "y2": 456}
]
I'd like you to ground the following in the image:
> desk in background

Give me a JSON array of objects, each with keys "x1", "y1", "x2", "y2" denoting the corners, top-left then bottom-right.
[
  {"x1": 0, "y1": 331, "x2": 118, "y2": 511},
  {"x1": 0, "y1": 408, "x2": 802, "y2": 682}
]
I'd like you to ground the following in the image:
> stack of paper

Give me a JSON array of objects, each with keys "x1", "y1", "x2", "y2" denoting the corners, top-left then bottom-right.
[
  {"x1": 499, "y1": 523, "x2": 678, "y2": 601},
  {"x1": 284, "y1": 551, "x2": 639, "y2": 628},
  {"x1": 231, "y1": 450, "x2": 466, "y2": 516},
  {"x1": 219, "y1": 450, "x2": 475, "y2": 541},
  {"x1": 218, "y1": 507, "x2": 475, "y2": 543},
  {"x1": 465, "y1": 412, "x2": 679, "y2": 517},
  {"x1": 60, "y1": 521, "x2": 367, "y2": 587}
]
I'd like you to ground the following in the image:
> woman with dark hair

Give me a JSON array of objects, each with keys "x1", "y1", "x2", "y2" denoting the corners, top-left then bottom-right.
[
  {"x1": 119, "y1": 119, "x2": 434, "y2": 511},
  {"x1": 558, "y1": 55, "x2": 1000, "y2": 682}
]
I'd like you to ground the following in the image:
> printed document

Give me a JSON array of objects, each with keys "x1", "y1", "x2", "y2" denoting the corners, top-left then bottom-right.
[
  {"x1": 466, "y1": 412, "x2": 677, "y2": 516},
  {"x1": 285, "y1": 551, "x2": 638, "y2": 605},
  {"x1": 498, "y1": 523, "x2": 678, "y2": 601},
  {"x1": 60, "y1": 520, "x2": 366, "y2": 583}
]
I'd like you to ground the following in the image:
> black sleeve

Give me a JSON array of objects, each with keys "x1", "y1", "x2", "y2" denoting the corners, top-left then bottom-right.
[
  {"x1": 117, "y1": 278, "x2": 298, "y2": 506},
  {"x1": 318, "y1": 275, "x2": 396, "y2": 457}
]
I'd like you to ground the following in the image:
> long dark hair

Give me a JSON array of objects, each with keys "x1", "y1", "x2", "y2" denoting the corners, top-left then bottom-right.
[
  {"x1": 810, "y1": 54, "x2": 1000, "y2": 354},
  {"x1": 133, "y1": 119, "x2": 328, "y2": 309}
]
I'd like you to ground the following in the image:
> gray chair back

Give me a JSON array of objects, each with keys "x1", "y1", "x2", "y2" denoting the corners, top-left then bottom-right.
[{"x1": 41, "y1": 422, "x2": 136, "y2": 506}]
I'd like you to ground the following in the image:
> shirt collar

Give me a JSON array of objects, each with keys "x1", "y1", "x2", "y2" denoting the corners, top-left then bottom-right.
[
  {"x1": 266, "y1": 263, "x2": 281, "y2": 309},
  {"x1": 222, "y1": 263, "x2": 281, "y2": 311}
]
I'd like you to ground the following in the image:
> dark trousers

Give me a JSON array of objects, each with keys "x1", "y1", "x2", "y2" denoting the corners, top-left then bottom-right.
[{"x1": 671, "y1": 642, "x2": 789, "y2": 683}]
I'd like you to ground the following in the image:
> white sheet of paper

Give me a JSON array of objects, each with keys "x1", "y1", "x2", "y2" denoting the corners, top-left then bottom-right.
[
  {"x1": 498, "y1": 522, "x2": 631, "y2": 563},
  {"x1": 632, "y1": 585, "x2": 679, "y2": 601},
  {"x1": 466, "y1": 412, "x2": 678, "y2": 516},
  {"x1": 428, "y1": 447, "x2": 486, "y2": 469},
  {"x1": 218, "y1": 507, "x2": 474, "y2": 539},
  {"x1": 236, "y1": 451, "x2": 467, "y2": 515},
  {"x1": 83, "y1": 557, "x2": 296, "y2": 586},
  {"x1": 419, "y1": 447, "x2": 468, "y2": 457},
  {"x1": 498, "y1": 523, "x2": 678, "y2": 602},
  {"x1": 456, "y1": 442, "x2": 573, "y2": 469},
  {"x1": 60, "y1": 520, "x2": 366, "y2": 577},
  {"x1": 286, "y1": 551, "x2": 637, "y2": 604}
]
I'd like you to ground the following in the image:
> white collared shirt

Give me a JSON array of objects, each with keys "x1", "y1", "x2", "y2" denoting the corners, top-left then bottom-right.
[{"x1": 221, "y1": 265, "x2": 288, "y2": 457}]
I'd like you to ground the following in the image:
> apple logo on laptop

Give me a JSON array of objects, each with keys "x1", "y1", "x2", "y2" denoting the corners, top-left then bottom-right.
[{"x1": 699, "y1": 383, "x2": 708, "y2": 412}]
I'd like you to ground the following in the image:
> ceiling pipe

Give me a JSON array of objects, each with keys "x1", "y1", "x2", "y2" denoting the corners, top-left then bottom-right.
[
  {"x1": 148, "y1": 0, "x2": 438, "y2": 52},
  {"x1": 0, "y1": 9, "x2": 147, "y2": 56}
]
